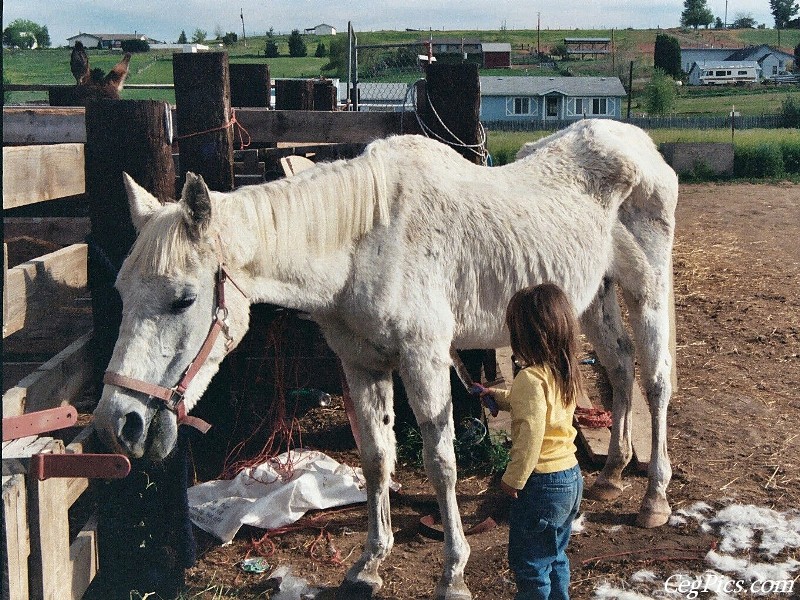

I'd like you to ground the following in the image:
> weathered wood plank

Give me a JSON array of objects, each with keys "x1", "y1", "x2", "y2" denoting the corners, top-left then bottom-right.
[
  {"x1": 4, "y1": 106, "x2": 423, "y2": 146},
  {"x1": 235, "y1": 108, "x2": 421, "y2": 143},
  {"x1": 4, "y1": 217, "x2": 91, "y2": 249},
  {"x1": 3, "y1": 243, "x2": 88, "y2": 342},
  {"x1": 3, "y1": 107, "x2": 86, "y2": 145},
  {"x1": 69, "y1": 512, "x2": 99, "y2": 599},
  {"x1": 2, "y1": 144, "x2": 85, "y2": 208},
  {"x1": 2, "y1": 332, "x2": 93, "y2": 417},
  {"x1": 27, "y1": 439, "x2": 71, "y2": 600},
  {"x1": 2, "y1": 474, "x2": 30, "y2": 600}
]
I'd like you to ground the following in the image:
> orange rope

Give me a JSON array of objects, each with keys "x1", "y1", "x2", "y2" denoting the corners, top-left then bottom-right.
[{"x1": 175, "y1": 108, "x2": 251, "y2": 149}]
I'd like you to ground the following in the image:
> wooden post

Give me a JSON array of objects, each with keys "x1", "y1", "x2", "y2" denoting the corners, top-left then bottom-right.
[
  {"x1": 84, "y1": 100, "x2": 176, "y2": 387},
  {"x1": 229, "y1": 63, "x2": 270, "y2": 108},
  {"x1": 313, "y1": 80, "x2": 337, "y2": 111},
  {"x1": 275, "y1": 79, "x2": 315, "y2": 110},
  {"x1": 173, "y1": 52, "x2": 235, "y2": 191},
  {"x1": 418, "y1": 63, "x2": 482, "y2": 164}
]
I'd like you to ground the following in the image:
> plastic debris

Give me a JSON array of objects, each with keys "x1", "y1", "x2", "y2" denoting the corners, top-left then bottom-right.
[{"x1": 240, "y1": 557, "x2": 270, "y2": 573}]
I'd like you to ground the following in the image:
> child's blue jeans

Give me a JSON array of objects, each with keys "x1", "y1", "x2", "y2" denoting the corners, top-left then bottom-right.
[{"x1": 508, "y1": 463, "x2": 583, "y2": 600}]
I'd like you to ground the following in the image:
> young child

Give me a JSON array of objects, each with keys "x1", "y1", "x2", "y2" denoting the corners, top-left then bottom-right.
[{"x1": 474, "y1": 283, "x2": 584, "y2": 600}]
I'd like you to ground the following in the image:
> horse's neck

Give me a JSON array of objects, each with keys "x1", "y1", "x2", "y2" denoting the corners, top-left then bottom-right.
[{"x1": 216, "y1": 156, "x2": 390, "y2": 312}]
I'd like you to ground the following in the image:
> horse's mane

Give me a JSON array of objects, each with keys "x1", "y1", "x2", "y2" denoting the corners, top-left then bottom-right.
[{"x1": 124, "y1": 141, "x2": 392, "y2": 278}]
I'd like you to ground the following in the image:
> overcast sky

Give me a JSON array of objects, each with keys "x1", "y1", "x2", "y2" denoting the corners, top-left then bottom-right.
[{"x1": 3, "y1": 0, "x2": 779, "y2": 47}]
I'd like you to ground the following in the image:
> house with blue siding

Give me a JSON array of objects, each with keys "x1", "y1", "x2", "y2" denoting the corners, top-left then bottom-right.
[
  {"x1": 681, "y1": 45, "x2": 795, "y2": 83},
  {"x1": 479, "y1": 76, "x2": 627, "y2": 123}
]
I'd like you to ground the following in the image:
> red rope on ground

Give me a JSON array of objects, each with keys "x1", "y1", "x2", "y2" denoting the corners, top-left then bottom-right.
[{"x1": 575, "y1": 406, "x2": 613, "y2": 428}]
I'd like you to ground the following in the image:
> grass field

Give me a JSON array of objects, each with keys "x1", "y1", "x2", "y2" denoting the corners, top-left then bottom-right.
[{"x1": 3, "y1": 26, "x2": 799, "y2": 113}]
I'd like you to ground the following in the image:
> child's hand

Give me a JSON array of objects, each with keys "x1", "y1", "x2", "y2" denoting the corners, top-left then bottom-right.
[
  {"x1": 470, "y1": 384, "x2": 499, "y2": 417},
  {"x1": 500, "y1": 480, "x2": 519, "y2": 499}
]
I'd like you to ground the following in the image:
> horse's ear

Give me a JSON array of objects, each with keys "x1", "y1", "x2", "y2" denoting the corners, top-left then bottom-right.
[
  {"x1": 123, "y1": 172, "x2": 161, "y2": 233},
  {"x1": 180, "y1": 172, "x2": 212, "y2": 237}
]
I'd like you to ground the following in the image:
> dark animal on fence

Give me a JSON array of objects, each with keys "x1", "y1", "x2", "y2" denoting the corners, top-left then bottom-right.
[
  {"x1": 51, "y1": 41, "x2": 131, "y2": 106},
  {"x1": 95, "y1": 119, "x2": 679, "y2": 599}
]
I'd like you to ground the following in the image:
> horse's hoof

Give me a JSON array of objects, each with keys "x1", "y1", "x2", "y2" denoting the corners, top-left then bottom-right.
[
  {"x1": 585, "y1": 476, "x2": 623, "y2": 501},
  {"x1": 434, "y1": 579, "x2": 472, "y2": 600},
  {"x1": 337, "y1": 579, "x2": 379, "y2": 599},
  {"x1": 636, "y1": 496, "x2": 671, "y2": 528}
]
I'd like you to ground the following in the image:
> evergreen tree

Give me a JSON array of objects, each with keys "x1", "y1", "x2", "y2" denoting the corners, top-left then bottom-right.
[
  {"x1": 322, "y1": 36, "x2": 348, "y2": 78},
  {"x1": 654, "y1": 34, "x2": 682, "y2": 79},
  {"x1": 681, "y1": 0, "x2": 715, "y2": 29},
  {"x1": 770, "y1": 0, "x2": 800, "y2": 29},
  {"x1": 264, "y1": 28, "x2": 279, "y2": 58},
  {"x1": 178, "y1": 30, "x2": 188, "y2": 44},
  {"x1": 315, "y1": 41, "x2": 327, "y2": 57},
  {"x1": 287, "y1": 29, "x2": 307, "y2": 57}
]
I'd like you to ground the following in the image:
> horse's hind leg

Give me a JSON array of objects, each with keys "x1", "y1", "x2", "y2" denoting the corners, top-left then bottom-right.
[
  {"x1": 580, "y1": 277, "x2": 636, "y2": 501},
  {"x1": 400, "y1": 349, "x2": 472, "y2": 600},
  {"x1": 338, "y1": 363, "x2": 396, "y2": 595},
  {"x1": 619, "y1": 265, "x2": 673, "y2": 528}
]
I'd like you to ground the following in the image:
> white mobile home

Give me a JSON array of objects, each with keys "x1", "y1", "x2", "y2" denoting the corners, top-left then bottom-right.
[{"x1": 688, "y1": 61, "x2": 760, "y2": 85}]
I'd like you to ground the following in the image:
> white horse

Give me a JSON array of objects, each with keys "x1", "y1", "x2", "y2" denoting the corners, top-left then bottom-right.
[{"x1": 94, "y1": 118, "x2": 678, "y2": 599}]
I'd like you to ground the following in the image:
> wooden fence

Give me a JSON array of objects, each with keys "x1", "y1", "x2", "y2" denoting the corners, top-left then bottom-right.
[{"x1": 3, "y1": 137, "x2": 99, "y2": 599}]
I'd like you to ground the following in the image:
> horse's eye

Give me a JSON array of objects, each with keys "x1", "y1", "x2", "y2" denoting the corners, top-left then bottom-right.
[{"x1": 170, "y1": 295, "x2": 196, "y2": 313}]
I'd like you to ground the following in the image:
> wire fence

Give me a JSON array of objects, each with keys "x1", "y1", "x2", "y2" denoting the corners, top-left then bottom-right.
[{"x1": 482, "y1": 113, "x2": 790, "y2": 131}]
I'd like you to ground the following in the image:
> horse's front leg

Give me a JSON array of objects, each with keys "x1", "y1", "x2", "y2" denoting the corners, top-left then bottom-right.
[
  {"x1": 338, "y1": 363, "x2": 396, "y2": 596},
  {"x1": 401, "y1": 351, "x2": 472, "y2": 600}
]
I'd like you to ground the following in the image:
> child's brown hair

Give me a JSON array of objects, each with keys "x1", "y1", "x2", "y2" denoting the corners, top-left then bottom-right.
[{"x1": 506, "y1": 283, "x2": 585, "y2": 406}]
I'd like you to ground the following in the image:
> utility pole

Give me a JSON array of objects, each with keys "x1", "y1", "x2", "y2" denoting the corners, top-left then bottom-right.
[
  {"x1": 724, "y1": 0, "x2": 728, "y2": 28},
  {"x1": 537, "y1": 12, "x2": 541, "y2": 58},
  {"x1": 240, "y1": 8, "x2": 247, "y2": 47}
]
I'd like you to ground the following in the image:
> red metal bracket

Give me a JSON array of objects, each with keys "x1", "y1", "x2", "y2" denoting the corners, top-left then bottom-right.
[
  {"x1": 30, "y1": 453, "x2": 131, "y2": 480},
  {"x1": 2, "y1": 406, "x2": 78, "y2": 442}
]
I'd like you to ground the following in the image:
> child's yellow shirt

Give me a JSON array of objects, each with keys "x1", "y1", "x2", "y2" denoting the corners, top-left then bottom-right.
[{"x1": 493, "y1": 364, "x2": 578, "y2": 490}]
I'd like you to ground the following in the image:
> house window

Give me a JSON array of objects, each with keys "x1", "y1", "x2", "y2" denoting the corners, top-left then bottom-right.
[
  {"x1": 773, "y1": 65, "x2": 779, "y2": 75},
  {"x1": 574, "y1": 98, "x2": 584, "y2": 115},
  {"x1": 546, "y1": 96, "x2": 558, "y2": 117},
  {"x1": 513, "y1": 97, "x2": 531, "y2": 114},
  {"x1": 738, "y1": 70, "x2": 748, "y2": 75},
  {"x1": 592, "y1": 98, "x2": 607, "y2": 115}
]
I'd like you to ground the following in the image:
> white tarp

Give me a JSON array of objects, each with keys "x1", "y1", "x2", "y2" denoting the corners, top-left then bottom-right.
[{"x1": 187, "y1": 449, "x2": 368, "y2": 543}]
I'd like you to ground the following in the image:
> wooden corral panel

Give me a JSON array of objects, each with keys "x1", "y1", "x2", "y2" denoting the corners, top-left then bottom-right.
[
  {"x1": 2, "y1": 332, "x2": 93, "y2": 417},
  {"x1": 2, "y1": 144, "x2": 85, "y2": 209},
  {"x1": 3, "y1": 244, "x2": 88, "y2": 342},
  {"x1": 2, "y1": 107, "x2": 85, "y2": 145},
  {"x1": 3, "y1": 431, "x2": 99, "y2": 600}
]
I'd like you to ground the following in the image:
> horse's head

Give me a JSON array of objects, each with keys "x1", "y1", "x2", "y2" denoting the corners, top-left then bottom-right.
[{"x1": 93, "y1": 173, "x2": 250, "y2": 460}]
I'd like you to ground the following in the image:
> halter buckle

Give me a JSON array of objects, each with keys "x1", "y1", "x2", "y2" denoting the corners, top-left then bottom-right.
[{"x1": 163, "y1": 387, "x2": 185, "y2": 413}]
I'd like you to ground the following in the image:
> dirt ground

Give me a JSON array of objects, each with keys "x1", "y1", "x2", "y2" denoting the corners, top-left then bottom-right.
[{"x1": 184, "y1": 183, "x2": 800, "y2": 599}]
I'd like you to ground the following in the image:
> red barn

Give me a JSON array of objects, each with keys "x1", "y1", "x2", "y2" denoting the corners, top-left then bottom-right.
[{"x1": 482, "y1": 43, "x2": 512, "y2": 69}]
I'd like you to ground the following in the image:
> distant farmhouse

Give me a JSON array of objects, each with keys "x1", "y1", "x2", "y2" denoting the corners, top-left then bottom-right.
[
  {"x1": 304, "y1": 24, "x2": 337, "y2": 35},
  {"x1": 423, "y1": 38, "x2": 512, "y2": 68},
  {"x1": 67, "y1": 32, "x2": 161, "y2": 49},
  {"x1": 682, "y1": 44, "x2": 795, "y2": 84},
  {"x1": 480, "y1": 76, "x2": 627, "y2": 122}
]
